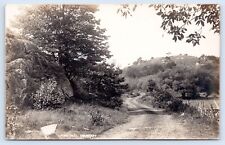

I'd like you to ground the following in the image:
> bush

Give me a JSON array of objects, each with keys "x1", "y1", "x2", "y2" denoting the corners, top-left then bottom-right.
[
  {"x1": 31, "y1": 78, "x2": 65, "y2": 109},
  {"x1": 147, "y1": 79, "x2": 157, "y2": 92},
  {"x1": 147, "y1": 79, "x2": 188, "y2": 112},
  {"x1": 152, "y1": 91, "x2": 173, "y2": 108},
  {"x1": 179, "y1": 82, "x2": 198, "y2": 99},
  {"x1": 193, "y1": 69, "x2": 218, "y2": 95},
  {"x1": 84, "y1": 63, "x2": 127, "y2": 109},
  {"x1": 167, "y1": 98, "x2": 187, "y2": 112},
  {"x1": 90, "y1": 109, "x2": 105, "y2": 126}
]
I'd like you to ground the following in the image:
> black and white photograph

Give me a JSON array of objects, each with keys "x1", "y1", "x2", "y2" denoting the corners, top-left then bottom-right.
[{"x1": 5, "y1": 4, "x2": 220, "y2": 139}]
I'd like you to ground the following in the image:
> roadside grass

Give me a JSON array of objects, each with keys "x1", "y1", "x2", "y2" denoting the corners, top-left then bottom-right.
[
  {"x1": 138, "y1": 94, "x2": 219, "y2": 130},
  {"x1": 7, "y1": 104, "x2": 128, "y2": 139},
  {"x1": 175, "y1": 99, "x2": 220, "y2": 138},
  {"x1": 182, "y1": 97, "x2": 219, "y2": 110},
  {"x1": 181, "y1": 96, "x2": 219, "y2": 128},
  {"x1": 182, "y1": 100, "x2": 219, "y2": 128}
]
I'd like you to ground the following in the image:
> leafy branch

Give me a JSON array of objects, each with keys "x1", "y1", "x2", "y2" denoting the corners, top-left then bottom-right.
[{"x1": 117, "y1": 4, "x2": 220, "y2": 46}]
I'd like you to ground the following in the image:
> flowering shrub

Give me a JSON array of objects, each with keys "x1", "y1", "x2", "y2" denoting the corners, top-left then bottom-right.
[{"x1": 31, "y1": 78, "x2": 65, "y2": 109}]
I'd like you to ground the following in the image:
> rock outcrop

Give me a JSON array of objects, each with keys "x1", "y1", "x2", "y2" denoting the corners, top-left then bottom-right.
[{"x1": 6, "y1": 33, "x2": 73, "y2": 109}]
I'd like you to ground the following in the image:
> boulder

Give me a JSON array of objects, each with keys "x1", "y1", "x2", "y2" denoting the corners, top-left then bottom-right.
[{"x1": 6, "y1": 35, "x2": 73, "y2": 109}]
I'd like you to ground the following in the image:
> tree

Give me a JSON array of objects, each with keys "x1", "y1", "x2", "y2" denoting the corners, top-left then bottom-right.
[
  {"x1": 118, "y1": 4, "x2": 220, "y2": 46},
  {"x1": 15, "y1": 5, "x2": 110, "y2": 96},
  {"x1": 133, "y1": 57, "x2": 143, "y2": 65},
  {"x1": 87, "y1": 63, "x2": 128, "y2": 108},
  {"x1": 193, "y1": 67, "x2": 218, "y2": 95},
  {"x1": 179, "y1": 80, "x2": 198, "y2": 99},
  {"x1": 163, "y1": 56, "x2": 176, "y2": 69},
  {"x1": 12, "y1": 5, "x2": 125, "y2": 108},
  {"x1": 147, "y1": 79, "x2": 157, "y2": 92}
]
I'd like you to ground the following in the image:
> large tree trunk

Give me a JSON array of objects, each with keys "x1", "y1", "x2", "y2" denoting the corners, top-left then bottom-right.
[
  {"x1": 68, "y1": 78, "x2": 78, "y2": 97},
  {"x1": 66, "y1": 74, "x2": 83, "y2": 102}
]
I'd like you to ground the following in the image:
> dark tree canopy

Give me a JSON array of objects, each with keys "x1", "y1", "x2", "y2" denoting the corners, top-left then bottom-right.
[
  {"x1": 118, "y1": 4, "x2": 220, "y2": 46},
  {"x1": 14, "y1": 5, "x2": 110, "y2": 97},
  {"x1": 9, "y1": 4, "x2": 127, "y2": 109},
  {"x1": 16, "y1": 5, "x2": 110, "y2": 78}
]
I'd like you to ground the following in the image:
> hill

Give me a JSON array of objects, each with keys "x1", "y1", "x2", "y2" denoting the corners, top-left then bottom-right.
[{"x1": 122, "y1": 54, "x2": 219, "y2": 97}]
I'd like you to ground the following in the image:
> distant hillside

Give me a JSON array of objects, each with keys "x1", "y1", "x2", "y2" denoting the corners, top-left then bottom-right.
[
  {"x1": 123, "y1": 54, "x2": 219, "y2": 78},
  {"x1": 122, "y1": 54, "x2": 219, "y2": 96}
]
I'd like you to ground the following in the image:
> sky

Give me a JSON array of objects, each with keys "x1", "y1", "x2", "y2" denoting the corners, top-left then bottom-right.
[
  {"x1": 95, "y1": 4, "x2": 220, "y2": 68},
  {"x1": 6, "y1": 4, "x2": 220, "y2": 68}
]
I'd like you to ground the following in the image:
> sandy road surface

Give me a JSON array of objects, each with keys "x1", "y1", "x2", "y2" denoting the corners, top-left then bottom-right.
[{"x1": 97, "y1": 95, "x2": 218, "y2": 139}]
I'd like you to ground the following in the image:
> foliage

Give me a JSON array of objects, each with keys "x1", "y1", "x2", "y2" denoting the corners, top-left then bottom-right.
[
  {"x1": 132, "y1": 57, "x2": 145, "y2": 65},
  {"x1": 193, "y1": 69, "x2": 217, "y2": 95},
  {"x1": 7, "y1": 104, "x2": 128, "y2": 139},
  {"x1": 125, "y1": 62, "x2": 163, "y2": 78},
  {"x1": 147, "y1": 79, "x2": 157, "y2": 92},
  {"x1": 146, "y1": 79, "x2": 193, "y2": 112},
  {"x1": 8, "y1": 5, "x2": 126, "y2": 109},
  {"x1": 124, "y1": 55, "x2": 219, "y2": 99},
  {"x1": 15, "y1": 5, "x2": 110, "y2": 92},
  {"x1": 124, "y1": 56, "x2": 177, "y2": 78},
  {"x1": 86, "y1": 63, "x2": 128, "y2": 108},
  {"x1": 6, "y1": 30, "x2": 73, "y2": 109},
  {"x1": 31, "y1": 78, "x2": 65, "y2": 109},
  {"x1": 167, "y1": 98, "x2": 187, "y2": 112},
  {"x1": 158, "y1": 67, "x2": 213, "y2": 99},
  {"x1": 147, "y1": 80, "x2": 182, "y2": 111},
  {"x1": 90, "y1": 109, "x2": 105, "y2": 126},
  {"x1": 118, "y1": 4, "x2": 220, "y2": 46}
]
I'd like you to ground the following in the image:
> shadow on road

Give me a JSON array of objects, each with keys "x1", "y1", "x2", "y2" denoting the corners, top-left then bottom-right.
[{"x1": 128, "y1": 108, "x2": 166, "y2": 115}]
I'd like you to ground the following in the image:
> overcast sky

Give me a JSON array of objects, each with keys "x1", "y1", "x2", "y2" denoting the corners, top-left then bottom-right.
[
  {"x1": 6, "y1": 4, "x2": 220, "y2": 68},
  {"x1": 95, "y1": 4, "x2": 220, "y2": 68}
]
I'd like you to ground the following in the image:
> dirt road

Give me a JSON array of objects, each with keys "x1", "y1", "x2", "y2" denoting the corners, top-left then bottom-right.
[
  {"x1": 97, "y1": 95, "x2": 218, "y2": 139},
  {"x1": 19, "y1": 94, "x2": 218, "y2": 139}
]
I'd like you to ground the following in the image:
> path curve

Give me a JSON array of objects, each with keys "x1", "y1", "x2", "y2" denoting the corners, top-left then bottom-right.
[{"x1": 97, "y1": 94, "x2": 218, "y2": 139}]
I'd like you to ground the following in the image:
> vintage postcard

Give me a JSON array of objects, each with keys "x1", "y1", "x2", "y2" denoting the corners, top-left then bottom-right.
[{"x1": 5, "y1": 4, "x2": 220, "y2": 139}]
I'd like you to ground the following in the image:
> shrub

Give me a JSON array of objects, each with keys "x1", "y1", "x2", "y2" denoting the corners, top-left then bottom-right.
[
  {"x1": 179, "y1": 81, "x2": 199, "y2": 99},
  {"x1": 167, "y1": 98, "x2": 187, "y2": 112},
  {"x1": 31, "y1": 78, "x2": 65, "y2": 109},
  {"x1": 147, "y1": 79, "x2": 188, "y2": 112},
  {"x1": 147, "y1": 79, "x2": 157, "y2": 92},
  {"x1": 153, "y1": 91, "x2": 173, "y2": 108},
  {"x1": 193, "y1": 69, "x2": 217, "y2": 95},
  {"x1": 165, "y1": 61, "x2": 176, "y2": 69},
  {"x1": 90, "y1": 109, "x2": 105, "y2": 126},
  {"x1": 84, "y1": 63, "x2": 127, "y2": 109}
]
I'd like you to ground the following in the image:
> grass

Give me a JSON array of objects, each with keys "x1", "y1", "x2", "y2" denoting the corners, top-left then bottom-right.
[
  {"x1": 138, "y1": 93, "x2": 219, "y2": 138},
  {"x1": 182, "y1": 96, "x2": 220, "y2": 125},
  {"x1": 182, "y1": 97, "x2": 219, "y2": 109},
  {"x1": 183, "y1": 99, "x2": 219, "y2": 123},
  {"x1": 138, "y1": 93, "x2": 219, "y2": 126},
  {"x1": 175, "y1": 100, "x2": 220, "y2": 139},
  {"x1": 6, "y1": 104, "x2": 128, "y2": 139}
]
